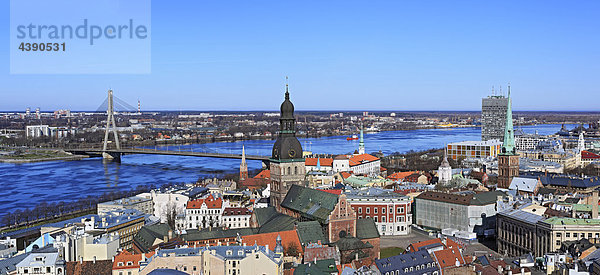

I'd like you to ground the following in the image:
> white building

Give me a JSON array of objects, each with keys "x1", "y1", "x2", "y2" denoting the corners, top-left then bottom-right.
[
  {"x1": 438, "y1": 150, "x2": 452, "y2": 185},
  {"x1": 346, "y1": 188, "x2": 412, "y2": 236},
  {"x1": 97, "y1": 193, "x2": 153, "y2": 215},
  {"x1": 182, "y1": 194, "x2": 229, "y2": 230},
  {"x1": 151, "y1": 190, "x2": 189, "y2": 224},
  {"x1": 26, "y1": 125, "x2": 50, "y2": 138},
  {"x1": 221, "y1": 207, "x2": 252, "y2": 229},
  {"x1": 16, "y1": 248, "x2": 64, "y2": 275}
]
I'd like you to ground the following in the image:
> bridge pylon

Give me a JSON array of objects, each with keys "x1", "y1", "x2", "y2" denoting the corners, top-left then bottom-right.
[{"x1": 102, "y1": 89, "x2": 121, "y2": 162}]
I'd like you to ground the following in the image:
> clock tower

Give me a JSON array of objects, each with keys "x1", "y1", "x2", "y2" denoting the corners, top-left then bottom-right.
[{"x1": 270, "y1": 80, "x2": 306, "y2": 212}]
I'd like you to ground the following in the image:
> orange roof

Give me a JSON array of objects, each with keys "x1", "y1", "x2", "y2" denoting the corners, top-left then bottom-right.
[
  {"x1": 305, "y1": 158, "x2": 334, "y2": 167},
  {"x1": 340, "y1": 172, "x2": 353, "y2": 179},
  {"x1": 241, "y1": 230, "x2": 302, "y2": 253},
  {"x1": 113, "y1": 251, "x2": 155, "y2": 270},
  {"x1": 348, "y1": 154, "x2": 379, "y2": 166},
  {"x1": 407, "y1": 238, "x2": 462, "y2": 253},
  {"x1": 387, "y1": 171, "x2": 420, "y2": 181},
  {"x1": 187, "y1": 194, "x2": 223, "y2": 209},
  {"x1": 432, "y1": 247, "x2": 465, "y2": 270},
  {"x1": 254, "y1": 169, "x2": 271, "y2": 179}
]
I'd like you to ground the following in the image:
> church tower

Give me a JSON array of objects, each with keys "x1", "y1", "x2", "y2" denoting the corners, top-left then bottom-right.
[
  {"x1": 497, "y1": 86, "x2": 519, "y2": 189},
  {"x1": 270, "y1": 78, "x2": 306, "y2": 211},
  {"x1": 438, "y1": 146, "x2": 452, "y2": 186},
  {"x1": 240, "y1": 146, "x2": 248, "y2": 181}
]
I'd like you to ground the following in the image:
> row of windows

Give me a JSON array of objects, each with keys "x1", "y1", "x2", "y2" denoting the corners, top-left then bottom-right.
[
  {"x1": 383, "y1": 263, "x2": 437, "y2": 275},
  {"x1": 356, "y1": 206, "x2": 405, "y2": 214}
]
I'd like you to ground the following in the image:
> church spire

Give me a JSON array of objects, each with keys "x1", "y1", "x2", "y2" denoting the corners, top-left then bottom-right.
[
  {"x1": 501, "y1": 85, "x2": 516, "y2": 155},
  {"x1": 285, "y1": 76, "x2": 289, "y2": 100},
  {"x1": 240, "y1": 145, "x2": 248, "y2": 181}
]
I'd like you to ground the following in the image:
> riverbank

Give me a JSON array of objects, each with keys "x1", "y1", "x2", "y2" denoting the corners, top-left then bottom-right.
[{"x1": 0, "y1": 150, "x2": 87, "y2": 163}]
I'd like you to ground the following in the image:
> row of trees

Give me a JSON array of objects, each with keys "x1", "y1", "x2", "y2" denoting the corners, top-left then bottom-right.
[{"x1": 0, "y1": 184, "x2": 155, "y2": 229}]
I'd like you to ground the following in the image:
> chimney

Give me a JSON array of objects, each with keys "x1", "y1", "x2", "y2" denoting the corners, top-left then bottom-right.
[
  {"x1": 507, "y1": 270, "x2": 512, "y2": 275},
  {"x1": 168, "y1": 230, "x2": 173, "y2": 240},
  {"x1": 93, "y1": 256, "x2": 96, "y2": 264},
  {"x1": 142, "y1": 253, "x2": 146, "y2": 262},
  {"x1": 593, "y1": 191, "x2": 599, "y2": 219},
  {"x1": 497, "y1": 265, "x2": 503, "y2": 273}
]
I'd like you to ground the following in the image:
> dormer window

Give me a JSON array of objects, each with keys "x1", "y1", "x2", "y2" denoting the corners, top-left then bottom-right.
[{"x1": 126, "y1": 261, "x2": 133, "y2": 266}]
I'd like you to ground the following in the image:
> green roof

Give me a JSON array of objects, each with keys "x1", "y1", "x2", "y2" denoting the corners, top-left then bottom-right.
[
  {"x1": 133, "y1": 223, "x2": 172, "y2": 252},
  {"x1": 296, "y1": 221, "x2": 327, "y2": 246},
  {"x1": 356, "y1": 218, "x2": 380, "y2": 240},
  {"x1": 543, "y1": 217, "x2": 600, "y2": 226},
  {"x1": 572, "y1": 204, "x2": 593, "y2": 212},
  {"x1": 281, "y1": 185, "x2": 339, "y2": 223},
  {"x1": 293, "y1": 259, "x2": 338, "y2": 275},
  {"x1": 333, "y1": 235, "x2": 373, "y2": 251},
  {"x1": 470, "y1": 191, "x2": 506, "y2": 205},
  {"x1": 257, "y1": 214, "x2": 297, "y2": 234}
]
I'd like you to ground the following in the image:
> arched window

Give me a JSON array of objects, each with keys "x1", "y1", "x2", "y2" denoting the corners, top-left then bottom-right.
[
  {"x1": 287, "y1": 167, "x2": 291, "y2": 175},
  {"x1": 294, "y1": 167, "x2": 298, "y2": 174}
]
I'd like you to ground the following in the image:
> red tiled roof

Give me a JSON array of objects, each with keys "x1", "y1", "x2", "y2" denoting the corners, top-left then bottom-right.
[
  {"x1": 348, "y1": 154, "x2": 380, "y2": 166},
  {"x1": 340, "y1": 172, "x2": 353, "y2": 179},
  {"x1": 387, "y1": 171, "x2": 419, "y2": 181},
  {"x1": 582, "y1": 151, "x2": 600, "y2": 159},
  {"x1": 305, "y1": 158, "x2": 334, "y2": 167},
  {"x1": 187, "y1": 195, "x2": 223, "y2": 209},
  {"x1": 113, "y1": 251, "x2": 155, "y2": 270},
  {"x1": 254, "y1": 169, "x2": 271, "y2": 179},
  {"x1": 222, "y1": 207, "x2": 252, "y2": 216},
  {"x1": 432, "y1": 247, "x2": 466, "y2": 270},
  {"x1": 242, "y1": 230, "x2": 302, "y2": 254},
  {"x1": 320, "y1": 189, "x2": 342, "y2": 195},
  {"x1": 239, "y1": 178, "x2": 269, "y2": 190},
  {"x1": 407, "y1": 238, "x2": 462, "y2": 253}
]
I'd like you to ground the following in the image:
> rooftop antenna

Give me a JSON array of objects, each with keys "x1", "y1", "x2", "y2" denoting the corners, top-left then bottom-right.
[
  {"x1": 492, "y1": 86, "x2": 495, "y2": 96},
  {"x1": 499, "y1": 86, "x2": 503, "y2": 97}
]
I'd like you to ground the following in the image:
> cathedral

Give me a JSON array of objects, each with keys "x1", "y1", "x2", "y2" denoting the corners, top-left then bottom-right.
[{"x1": 270, "y1": 82, "x2": 306, "y2": 211}]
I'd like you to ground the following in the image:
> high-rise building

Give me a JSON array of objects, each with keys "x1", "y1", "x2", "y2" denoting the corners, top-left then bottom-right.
[
  {"x1": 481, "y1": 93, "x2": 509, "y2": 141},
  {"x1": 498, "y1": 87, "x2": 519, "y2": 189},
  {"x1": 270, "y1": 80, "x2": 306, "y2": 211}
]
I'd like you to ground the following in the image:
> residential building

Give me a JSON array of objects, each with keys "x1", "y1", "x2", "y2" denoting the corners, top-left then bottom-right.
[
  {"x1": 183, "y1": 194, "x2": 227, "y2": 230},
  {"x1": 415, "y1": 191, "x2": 506, "y2": 234},
  {"x1": 446, "y1": 140, "x2": 502, "y2": 160},
  {"x1": 222, "y1": 207, "x2": 252, "y2": 229},
  {"x1": 349, "y1": 154, "x2": 381, "y2": 176},
  {"x1": 25, "y1": 125, "x2": 50, "y2": 138},
  {"x1": 112, "y1": 251, "x2": 155, "y2": 275},
  {"x1": 16, "y1": 247, "x2": 65, "y2": 275},
  {"x1": 346, "y1": 188, "x2": 412, "y2": 236},
  {"x1": 481, "y1": 94, "x2": 509, "y2": 141},
  {"x1": 201, "y1": 245, "x2": 284, "y2": 275},
  {"x1": 375, "y1": 250, "x2": 439, "y2": 275}
]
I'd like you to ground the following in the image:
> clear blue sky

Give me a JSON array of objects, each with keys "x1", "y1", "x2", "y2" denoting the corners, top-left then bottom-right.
[{"x1": 1, "y1": 1, "x2": 599, "y2": 111}]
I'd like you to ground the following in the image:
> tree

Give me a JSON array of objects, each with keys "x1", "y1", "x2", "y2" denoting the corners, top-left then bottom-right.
[
  {"x1": 163, "y1": 201, "x2": 179, "y2": 229},
  {"x1": 285, "y1": 242, "x2": 300, "y2": 257}
]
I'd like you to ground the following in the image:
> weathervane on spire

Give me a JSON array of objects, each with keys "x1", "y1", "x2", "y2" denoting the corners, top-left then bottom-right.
[{"x1": 285, "y1": 76, "x2": 289, "y2": 99}]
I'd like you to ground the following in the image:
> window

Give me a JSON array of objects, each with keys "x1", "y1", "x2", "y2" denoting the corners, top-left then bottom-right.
[
  {"x1": 382, "y1": 216, "x2": 386, "y2": 222},
  {"x1": 573, "y1": 233, "x2": 578, "y2": 238},
  {"x1": 374, "y1": 208, "x2": 378, "y2": 214},
  {"x1": 566, "y1": 233, "x2": 570, "y2": 238},
  {"x1": 366, "y1": 208, "x2": 370, "y2": 214},
  {"x1": 358, "y1": 208, "x2": 362, "y2": 214},
  {"x1": 374, "y1": 216, "x2": 378, "y2": 222},
  {"x1": 556, "y1": 233, "x2": 561, "y2": 238},
  {"x1": 382, "y1": 208, "x2": 386, "y2": 214},
  {"x1": 127, "y1": 261, "x2": 133, "y2": 266}
]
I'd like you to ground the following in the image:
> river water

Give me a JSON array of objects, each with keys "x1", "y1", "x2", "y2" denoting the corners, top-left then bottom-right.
[{"x1": 0, "y1": 124, "x2": 571, "y2": 217}]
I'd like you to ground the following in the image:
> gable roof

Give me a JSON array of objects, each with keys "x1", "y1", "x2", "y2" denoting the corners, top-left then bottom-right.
[
  {"x1": 348, "y1": 154, "x2": 380, "y2": 166},
  {"x1": 306, "y1": 158, "x2": 334, "y2": 167},
  {"x1": 356, "y1": 218, "x2": 380, "y2": 240},
  {"x1": 66, "y1": 260, "x2": 113, "y2": 275},
  {"x1": 281, "y1": 185, "x2": 339, "y2": 222},
  {"x1": 186, "y1": 195, "x2": 222, "y2": 209},
  {"x1": 242, "y1": 230, "x2": 301, "y2": 253},
  {"x1": 254, "y1": 169, "x2": 270, "y2": 179},
  {"x1": 251, "y1": 207, "x2": 297, "y2": 233},
  {"x1": 375, "y1": 250, "x2": 437, "y2": 274},
  {"x1": 432, "y1": 247, "x2": 465, "y2": 270},
  {"x1": 133, "y1": 223, "x2": 172, "y2": 253},
  {"x1": 296, "y1": 221, "x2": 327, "y2": 246},
  {"x1": 509, "y1": 177, "x2": 540, "y2": 193},
  {"x1": 113, "y1": 251, "x2": 155, "y2": 270}
]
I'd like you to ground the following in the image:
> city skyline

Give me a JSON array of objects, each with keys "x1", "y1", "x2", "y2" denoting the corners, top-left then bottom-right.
[{"x1": 1, "y1": 1, "x2": 599, "y2": 111}]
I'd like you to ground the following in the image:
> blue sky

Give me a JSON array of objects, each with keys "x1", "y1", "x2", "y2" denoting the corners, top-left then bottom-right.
[{"x1": 1, "y1": 1, "x2": 599, "y2": 111}]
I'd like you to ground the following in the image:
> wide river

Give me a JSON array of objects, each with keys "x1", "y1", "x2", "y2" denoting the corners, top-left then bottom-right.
[{"x1": 0, "y1": 124, "x2": 572, "y2": 217}]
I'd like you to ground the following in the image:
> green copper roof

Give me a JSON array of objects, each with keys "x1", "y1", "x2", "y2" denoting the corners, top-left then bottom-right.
[
  {"x1": 543, "y1": 217, "x2": 600, "y2": 226},
  {"x1": 500, "y1": 88, "x2": 517, "y2": 155}
]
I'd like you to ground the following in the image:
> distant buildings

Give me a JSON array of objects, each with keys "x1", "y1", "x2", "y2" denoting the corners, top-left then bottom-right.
[
  {"x1": 482, "y1": 93, "x2": 509, "y2": 141},
  {"x1": 97, "y1": 193, "x2": 154, "y2": 216}
]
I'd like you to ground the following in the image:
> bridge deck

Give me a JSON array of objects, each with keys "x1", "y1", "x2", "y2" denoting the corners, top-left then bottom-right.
[{"x1": 65, "y1": 148, "x2": 270, "y2": 161}]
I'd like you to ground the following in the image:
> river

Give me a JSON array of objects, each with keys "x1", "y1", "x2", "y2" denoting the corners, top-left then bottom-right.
[{"x1": 0, "y1": 124, "x2": 572, "y2": 217}]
